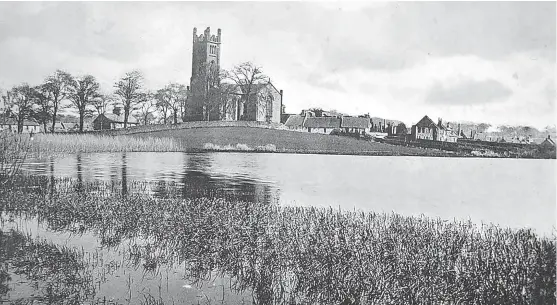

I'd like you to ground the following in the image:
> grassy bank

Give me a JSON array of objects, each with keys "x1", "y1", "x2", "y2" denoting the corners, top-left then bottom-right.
[
  {"x1": 1, "y1": 176, "x2": 554, "y2": 304},
  {"x1": 28, "y1": 133, "x2": 180, "y2": 156},
  {"x1": 132, "y1": 127, "x2": 456, "y2": 157}
]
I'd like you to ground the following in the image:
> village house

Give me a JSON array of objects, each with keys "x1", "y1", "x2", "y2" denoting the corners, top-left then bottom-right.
[
  {"x1": 304, "y1": 117, "x2": 341, "y2": 134},
  {"x1": 411, "y1": 115, "x2": 458, "y2": 142},
  {"x1": 284, "y1": 114, "x2": 305, "y2": 131},
  {"x1": 540, "y1": 135, "x2": 555, "y2": 149},
  {"x1": 341, "y1": 116, "x2": 370, "y2": 134},
  {"x1": 0, "y1": 118, "x2": 41, "y2": 133},
  {"x1": 93, "y1": 108, "x2": 139, "y2": 130}
]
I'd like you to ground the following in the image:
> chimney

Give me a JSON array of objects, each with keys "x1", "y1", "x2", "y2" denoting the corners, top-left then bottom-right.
[
  {"x1": 186, "y1": 86, "x2": 190, "y2": 91},
  {"x1": 217, "y1": 28, "x2": 222, "y2": 42},
  {"x1": 438, "y1": 118, "x2": 442, "y2": 127}
]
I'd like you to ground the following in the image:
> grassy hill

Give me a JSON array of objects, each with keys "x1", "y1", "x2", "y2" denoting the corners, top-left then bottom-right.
[{"x1": 130, "y1": 126, "x2": 454, "y2": 157}]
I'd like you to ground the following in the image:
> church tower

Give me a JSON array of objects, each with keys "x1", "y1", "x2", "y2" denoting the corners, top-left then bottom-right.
[{"x1": 186, "y1": 26, "x2": 222, "y2": 121}]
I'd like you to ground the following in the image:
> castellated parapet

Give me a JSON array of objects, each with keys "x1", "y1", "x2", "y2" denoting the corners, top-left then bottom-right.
[{"x1": 193, "y1": 27, "x2": 222, "y2": 43}]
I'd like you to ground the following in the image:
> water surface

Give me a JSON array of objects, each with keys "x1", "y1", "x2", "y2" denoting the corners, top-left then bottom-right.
[{"x1": 20, "y1": 152, "x2": 556, "y2": 235}]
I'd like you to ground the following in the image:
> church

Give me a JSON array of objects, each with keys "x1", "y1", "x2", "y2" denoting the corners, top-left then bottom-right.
[{"x1": 184, "y1": 27, "x2": 283, "y2": 123}]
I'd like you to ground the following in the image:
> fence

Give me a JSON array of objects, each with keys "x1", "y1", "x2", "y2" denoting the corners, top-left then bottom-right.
[{"x1": 458, "y1": 138, "x2": 535, "y2": 149}]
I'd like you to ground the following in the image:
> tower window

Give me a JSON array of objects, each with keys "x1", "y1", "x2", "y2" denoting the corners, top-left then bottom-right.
[{"x1": 209, "y1": 45, "x2": 217, "y2": 55}]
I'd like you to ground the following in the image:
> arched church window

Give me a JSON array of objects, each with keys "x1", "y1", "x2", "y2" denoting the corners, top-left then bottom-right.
[{"x1": 265, "y1": 95, "x2": 273, "y2": 122}]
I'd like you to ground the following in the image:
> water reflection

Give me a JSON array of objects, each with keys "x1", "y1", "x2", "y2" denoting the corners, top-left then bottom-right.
[
  {"x1": 33, "y1": 152, "x2": 279, "y2": 204},
  {"x1": 19, "y1": 152, "x2": 556, "y2": 235}
]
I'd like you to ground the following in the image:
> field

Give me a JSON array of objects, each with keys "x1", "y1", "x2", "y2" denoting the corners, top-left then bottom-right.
[
  {"x1": 0, "y1": 175, "x2": 555, "y2": 304},
  {"x1": 131, "y1": 127, "x2": 455, "y2": 156}
]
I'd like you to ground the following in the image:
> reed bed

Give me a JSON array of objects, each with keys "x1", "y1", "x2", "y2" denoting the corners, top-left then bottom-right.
[
  {"x1": 29, "y1": 133, "x2": 180, "y2": 155},
  {"x1": 1, "y1": 176, "x2": 555, "y2": 305},
  {"x1": 0, "y1": 131, "x2": 30, "y2": 185}
]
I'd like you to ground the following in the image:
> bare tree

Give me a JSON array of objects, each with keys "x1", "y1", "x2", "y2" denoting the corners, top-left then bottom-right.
[
  {"x1": 114, "y1": 70, "x2": 144, "y2": 128},
  {"x1": 43, "y1": 70, "x2": 73, "y2": 133},
  {"x1": 223, "y1": 62, "x2": 270, "y2": 120},
  {"x1": 4, "y1": 84, "x2": 36, "y2": 133},
  {"x1": 155, "y1": 97, "x2": 171, "y2": 125},
  {"x1": 213, "y1": 82, "x2": 240, "y2": 120},
  {"x1": 155, "y1": 83, "x2": 187, "y2": 125},
  {"x1": 92, "y1": 94, "x2": 115, "y2": 117},
  {"x1": 67, "y1": 75, "x2": 101, "y2": 132},
  {"x1": 137, "y1": 92, "x2": 156, "y2": 125},
  {"x1": 32, "y1": 85, "x2": 52, "y2": 133}
]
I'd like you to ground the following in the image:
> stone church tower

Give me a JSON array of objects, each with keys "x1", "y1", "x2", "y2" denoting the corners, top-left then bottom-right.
[{"x1": 185, "y1": 27, "x2": 222, "y2": 121}]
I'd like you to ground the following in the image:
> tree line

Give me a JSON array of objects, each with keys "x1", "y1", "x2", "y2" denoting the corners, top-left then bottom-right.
[{"x1": 0, "y1": 61, "x2": 270, "y2": 133}]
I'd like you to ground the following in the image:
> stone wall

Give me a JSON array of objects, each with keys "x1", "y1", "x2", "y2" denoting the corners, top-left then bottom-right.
[{"x1": 87, "y1": 121, "x2": 284, "y2": 136}]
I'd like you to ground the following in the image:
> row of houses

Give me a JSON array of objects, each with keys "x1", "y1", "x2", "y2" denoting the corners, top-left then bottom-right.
[
  {"x1": 0, "y1": 106, "x2": 140, "y2": 133},
  {"x1": 0, "y1": 117, "x2": 93, "y2": 133},
  {"x1": 284, "y1": 113, "x2": 374, "y2": 135},
  {"x1": 0, "y1": 118, "x2": 41, "y2": 133},
  {"x1": 283, "y1": 112, "x2": 472, "y2": 144}
]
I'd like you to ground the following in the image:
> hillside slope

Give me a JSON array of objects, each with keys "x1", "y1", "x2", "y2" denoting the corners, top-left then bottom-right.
[{"x1": 130, "y1": 127, "x2": 453, "y2": 156}]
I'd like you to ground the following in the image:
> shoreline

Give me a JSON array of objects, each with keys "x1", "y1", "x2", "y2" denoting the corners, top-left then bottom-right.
[{"x1": 26, "y1": 148, "x2": 546, "y2": 160}]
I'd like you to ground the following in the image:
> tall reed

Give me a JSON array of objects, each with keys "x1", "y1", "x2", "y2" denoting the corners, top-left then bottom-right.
[
  {"x1": 0, "y1": 131, "x2": 30, "y2": 185},
  {"x1": 29, "y1": 133, "x2": 180, "y2": 155},
  {"x1": 1, "y1": 176, "x2": 555, "y2": 305}
]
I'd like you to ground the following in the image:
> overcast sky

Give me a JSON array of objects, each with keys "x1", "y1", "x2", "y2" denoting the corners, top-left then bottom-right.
[{"x1": 0, "y1": 1, "x2": 554, "y2": 128}]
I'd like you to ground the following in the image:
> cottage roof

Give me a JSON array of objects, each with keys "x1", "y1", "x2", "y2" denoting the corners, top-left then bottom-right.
[
  {"x1": 341, "y1": 116, "x2": 370, "y2": 129},
  {"x1": 284, "y1": 115, "x2": 304, "y2": 128},
  {"x1": 414, "y1": 115, "x2": 438, "y2": 128},
  {"x1": 98, "y1": 113, "x2": 138, "y2": 124},
  {"x1": 304, "y1": 117, "x2": 341, "y2": 128},
  {"x1": 541, "y1": 137, "x2": 555, "y2": 146}
]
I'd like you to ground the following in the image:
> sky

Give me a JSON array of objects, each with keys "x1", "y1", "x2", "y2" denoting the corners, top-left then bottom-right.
[{"x1": 0, "y1": 1, "x2": 555, "y2": 128}]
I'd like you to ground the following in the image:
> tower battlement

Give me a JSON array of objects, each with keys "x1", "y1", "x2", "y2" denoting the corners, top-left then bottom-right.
[{"x1": 193, "y1": 27, "x2": 221, "y2": 43}]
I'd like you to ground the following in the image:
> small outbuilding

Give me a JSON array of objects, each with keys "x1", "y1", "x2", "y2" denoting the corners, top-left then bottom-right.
[{"x1": 93, "y1": 109, "x2": 139, "y2": 130}]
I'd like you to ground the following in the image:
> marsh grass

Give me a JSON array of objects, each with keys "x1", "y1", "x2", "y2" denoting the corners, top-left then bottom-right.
[
  {"x1": 0, "y1": 131, "x2": 30, "y2": 185},
  {"x1": 29, "y1": 133, "x2": 180, "y2": 156},
  {"x1": 1, "y1": 176, "x2": 555, "y2": 305}
]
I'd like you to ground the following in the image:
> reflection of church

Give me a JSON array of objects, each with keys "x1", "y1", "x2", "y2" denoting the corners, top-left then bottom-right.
[{"x1": 185, "y1": 27, "x2": 283, "y2": 123}]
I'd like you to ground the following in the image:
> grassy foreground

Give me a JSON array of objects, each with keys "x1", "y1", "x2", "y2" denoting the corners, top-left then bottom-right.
[{"x1": 1, "y1": 176, "x2": 554, "y2": 304}]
